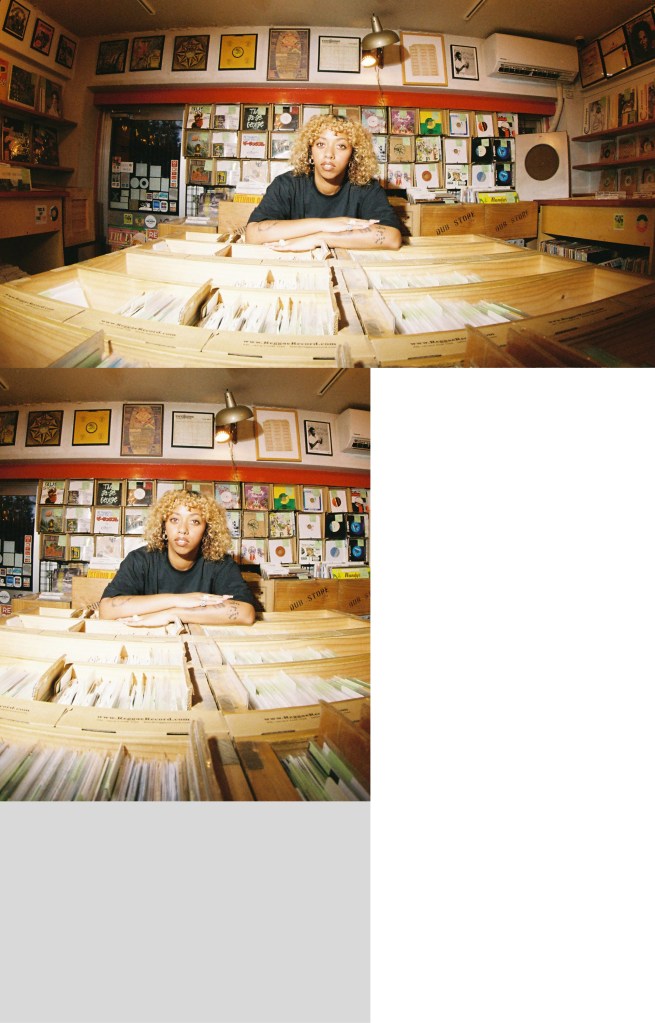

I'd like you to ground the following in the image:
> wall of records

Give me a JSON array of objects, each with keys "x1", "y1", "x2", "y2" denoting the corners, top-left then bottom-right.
[
  {"x1": 182, "y1": 100, "x2": 522, "y2": 215},
  {"x1": 34, "y1": 476, "x2": 370, "y2": 572}
]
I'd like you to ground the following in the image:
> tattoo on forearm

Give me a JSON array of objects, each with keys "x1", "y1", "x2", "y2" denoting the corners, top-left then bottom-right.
[
  {"x1": 227, "y1": 603, "x2": 240, "y2": 620},
  {"x1": 374, "y1": 227, "x2": 385, "y2": 246},
  {"x1": 258, "y1": 221, "x2": 279, "y2": 233},
  {"x1": 110, "y1": 596, "x2": 133, "y2": 608}
]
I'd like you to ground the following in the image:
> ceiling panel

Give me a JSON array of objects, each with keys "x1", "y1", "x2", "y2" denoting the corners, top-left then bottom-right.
[
  {"x1": 30, "y1": 0, "x2": 648, "y2": 47},
  {"x1": 0, "y1": 368, "x2": 370, "y2": 413}
]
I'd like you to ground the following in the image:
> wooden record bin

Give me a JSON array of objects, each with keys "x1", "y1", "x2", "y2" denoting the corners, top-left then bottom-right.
[
  {"x1": 0, "y1": 611, "x2": 370, "y2": 800},
  {"x1": 0, "y1": 232, "x2": 651, "y2": 367}
]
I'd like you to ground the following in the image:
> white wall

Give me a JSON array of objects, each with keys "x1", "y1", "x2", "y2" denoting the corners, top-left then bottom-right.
[{"x1": 0, "y1": 399, "x2": 370, "y2": 472}]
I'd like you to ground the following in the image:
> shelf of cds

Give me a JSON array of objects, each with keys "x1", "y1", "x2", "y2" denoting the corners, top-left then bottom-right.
[
  {"x1": 35, "y1": 477, "x2": 370, "y2": 573},
  {"x1": 181, "y1": 101, "x2": 523, "y2": 215},
  {"x1": 0, "y1": 608, "x2": 370, "y2": 801}
]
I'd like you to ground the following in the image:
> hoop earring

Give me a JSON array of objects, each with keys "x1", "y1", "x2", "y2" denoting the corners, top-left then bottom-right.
[{"x1": 308, "y1": 156, "x2": 314, "y2": 166}]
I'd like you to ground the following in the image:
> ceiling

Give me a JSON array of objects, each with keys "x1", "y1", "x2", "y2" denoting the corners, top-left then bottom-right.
[
  {"x1": 0, "y1": 368, "x2": 370, "y2": 412},
  {"x1": 31, "y1": 0, "x2": 648, "y2": 47}
]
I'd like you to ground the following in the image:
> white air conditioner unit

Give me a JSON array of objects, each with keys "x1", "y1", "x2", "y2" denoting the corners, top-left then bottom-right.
[
  {"x1": 483, "y1": 33, "x2": 579, "y2": 84},
  {"x1": 335, "y1": 409, "x2": 370, "y2": 454}
]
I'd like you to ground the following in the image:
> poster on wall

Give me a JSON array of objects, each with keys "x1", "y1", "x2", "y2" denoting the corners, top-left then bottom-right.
[{"x1": 267, "y1": 28, "x2": 310, "y2": 81}]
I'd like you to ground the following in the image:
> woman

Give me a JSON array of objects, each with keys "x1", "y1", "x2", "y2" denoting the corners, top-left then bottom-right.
[
  {"x1": 245, "y1": 113, "x2": 402, "y2": 252},
  {"x1": 99, "y1": 490, "x2": 256, "y2": 627}
]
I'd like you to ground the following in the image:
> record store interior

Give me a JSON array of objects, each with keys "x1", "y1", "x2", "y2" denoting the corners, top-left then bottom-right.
[
  {"x1": 0, "y1": 0, "x2": 654, "y2": 799},
  {"x1": 0, "y1": 3, "x2": 652, "y2": 790},
  {"x1": 1, "y1": 8, "x2": 652, "y2": 1023}
]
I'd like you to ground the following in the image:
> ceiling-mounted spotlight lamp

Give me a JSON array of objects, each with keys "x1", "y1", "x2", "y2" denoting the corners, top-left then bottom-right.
[
  {"x1": 214, "y1": 389, "x2": 253, "y2": 444},
  {"x1": 361, "y1": 14, "x2": 399, "y2": 69}
]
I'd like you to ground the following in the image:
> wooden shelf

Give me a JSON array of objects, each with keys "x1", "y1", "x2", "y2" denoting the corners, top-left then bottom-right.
[
  {"x1": 572, "y1": 118, "x2": 655, "y2": 143},
  {"x1": 0, "y1": 99, "x2": 76, "y2": 129}
]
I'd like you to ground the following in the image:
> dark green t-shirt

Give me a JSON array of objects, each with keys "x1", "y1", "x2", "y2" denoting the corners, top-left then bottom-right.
[{"x1": 102, "y1": 547, "x2": 257, "y2": 607}]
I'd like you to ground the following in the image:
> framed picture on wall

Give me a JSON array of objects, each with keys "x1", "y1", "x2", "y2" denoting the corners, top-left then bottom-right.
[
  {"x1": 218, "y1": 34, "x2": 258, "y2": 71},
  {"x1": 72, "y1": 409, "x2": 111, "y2": 446},
  {"x1": 120, "y1": 404, "x2": 164, "y2": 457},
  {"x1": 0, "y1": 411, "x2": 18, "y2": 446},
  {"x1": 172, "y1": 35, "x2": 209, "y2": 72},
  {"x1": 96, "y1": 39, "x2": 129, "y2": 75},
  {"x1": 254, "y1": 407, "x2": 302, "y2": 461},
  {"x1": 129, "y1": 35, "x2": 165, "y2": 72},
  {"x1": 579, "y1": 40, "x2": 605, "y2": 87},
  {"x1": 304, "y1": 420, "x2": 332, "y2": 457},
  {"x1": 317, "y1": 36, "x2": 361, "y2": 73},
  {"x1": 30, "y1": 17, "x2": 54, "y2": 56},
  {"x1": 400, "y1": 31, "x2": 448, "y2": 87},
  {"x1": 450, "y1": 44, "x2": 478, "y2": 80},
  {"x1": 171, "y1": 410, "x2": 214, "y2": 448},
  {"x1": 25, "y1": 410, "x2": 63, "y2": 447},
  {"x1": 55, "y1": 34, "x2": 77, "y2": 70},
  {"x1": 2, "y1": 1, "x2": 30, "y2": 42},
  {"x1": 267, "y1": 28, "x2": 310, "y2": 81},
  {"x1": 626, "y1": 10, "x2": 655, "y2": 66}
]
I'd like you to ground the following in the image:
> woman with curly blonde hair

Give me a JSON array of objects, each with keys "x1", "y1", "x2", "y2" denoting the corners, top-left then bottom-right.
[
  {"x1": 245, "y1": 113, "x2": 401, "y2": 252},
  {"x1": 99, "y1": 489, "x2": 256, "y2": 627}
]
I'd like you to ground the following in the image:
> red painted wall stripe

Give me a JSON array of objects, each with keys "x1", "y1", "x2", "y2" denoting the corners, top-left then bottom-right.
[
  {"x1": 0, "y1": 461, "x2": 369, "y2": 487},
  {"x1": 93, "y1": 86, "x2": 555, "y2": 116}
]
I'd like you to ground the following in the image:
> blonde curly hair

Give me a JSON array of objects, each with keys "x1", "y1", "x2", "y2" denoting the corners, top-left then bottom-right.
[
  {"x1": 290, "y1": 114, "x2": 379, "y2": 186},
  {"x1": 144, "y1": 490, "x2": 232, "y2": 561}
]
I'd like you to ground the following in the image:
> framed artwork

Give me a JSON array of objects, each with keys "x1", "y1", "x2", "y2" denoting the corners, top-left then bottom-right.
[
  {"x1": 304, "y1": 420, "x2": 332, "y2": 456},
  {"x1": 126, "y1": 480, "x2": 154, "y2": 507},
  {"x1": 267, "y1": 28, "x2": 310, "y2": 82},
  {"x1": 418, "y1": 109, "x2": 445, "y2": 136},
  {"x1": 129, "y1": 35, "x2": 165, "y2": 72},
  {"x1": 30, "y1": 17, "x2": 54, "y2": 56},
  {"x1": 42, "y1": 78, "x2": 63, "y2": 118},
  {"x1": 317, "y1": 35, "x2": 361, "y2": 73},
  {"x1": 25, "y1": 410, "x2": 63, "y2": 447},
  {"x1": 124, "y1": 508, "x2": 147, "y2": 535},
  {"x1": 96, "y1": 39, "x2": 129, "y2": 75},
  {"x1": 55, "y1": 34, "x2": 77, "y2": 70},
  {"x1": 253, "y1": 407, "x2": 301, "y2": 462},
  {"x1": 171, "y1": 410, "x2": 214, "y2": 448},
  {"x1": 243, "y1": 483, "x2": 270, "y2": 510},
  {"x1": 72, "y1": 409, "x2": 111, "y2": 446},
  {"x1": 67, "y1": 480, "x2": 94, "y2": 506},
  {"x1": 389, "y1": 108, "x2": 417, "y2": 135},
  {"x1": 172, "y1": 35, "x2": 209, "y2": 72},
  {"x1": 450, "y1": 44, "x2": 478, "y2": 80},
  {"x1": 0, "y1": 411, "x2": 18, "y2": 446},
  {"x1": 242, "y1": 511, "x2": 267, "y2": 538},
  {"x1": 2, "y1": 1, "x2": 29, "y2": 42},
  {"x1": 8, "y1": 64, "x2": 37, "y2": 109},
  {"x1": 361, "y1": 106, "x2": 387, "y2": 133},
  {"x1": 39, "y1": 480, "x2": 66, "y2": 505},
  {"x1": 600, "y1": 27, "x2": 631, "y2": 77},
  {"x1": 626, "y1": 11, "x2": 655, "y2": 67},
  {"x1": 579, "y1": 40, "x2": 605, "y2": 87},
  {"x1": 400, "y1": 31, "x2": 448, "y2": 87},
  {"x1": 218, "y1": 34, "x2": 258, "y2": 71},
  {"x1": 302, "y1": 486, "x2": 324, "y2": 512},
  {"x1": 120, "y1": 404, "x2": 163, "y2": 457},
  {"x1": 215, "y1": 483, "x2": 241, "y2": 509},
  {"x1": 95, "y1": 480, "x2": 124, "y2": 507}
]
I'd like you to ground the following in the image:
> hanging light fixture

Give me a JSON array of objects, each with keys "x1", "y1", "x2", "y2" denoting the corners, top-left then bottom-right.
[
  {"x1": 361, "y1": 13, "x2": 399, "y2": 68},
  {"x1": 214, "y1": 389, "x2": 253, "y2": 444}
]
